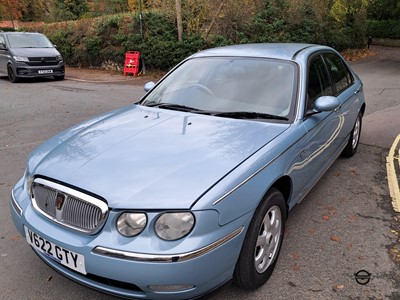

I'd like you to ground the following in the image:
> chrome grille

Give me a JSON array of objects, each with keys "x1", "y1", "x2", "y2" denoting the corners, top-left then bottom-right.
[{"x1": 31, "y1": 178, "x2": 108, "y2": 234}]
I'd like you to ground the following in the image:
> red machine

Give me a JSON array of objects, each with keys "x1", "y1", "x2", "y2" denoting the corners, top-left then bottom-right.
[{"x1": 124, "y1": 51, "x2": 140, "y2": 76}]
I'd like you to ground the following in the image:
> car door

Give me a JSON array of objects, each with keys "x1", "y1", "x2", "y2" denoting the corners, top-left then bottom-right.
[
  {"x1": 300, "y1": 53, "x2": 344, "y2": 193},
  {"x1": 322, "y1": 52, "x2": 363, "y2": 142},
  {"x1": 0, "y1": 34, "x2": 7, "y2": 74}
]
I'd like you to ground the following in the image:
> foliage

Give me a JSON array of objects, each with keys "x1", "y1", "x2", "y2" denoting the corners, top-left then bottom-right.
[
  {"x1": 367, "y1": 19, "x2": 400, "y2": 38},
  {"x1": 367, "y1": 0, "x2": 400, "y2": 20},
  {"x1": 237, "y1": 1, "x2": 291, "y2": 44},
  {"x1": 55, "y1": 0, "x2": 88, "y2": 21},
  {"x1": 11, "y1": 0, "x2": 394, "y2": 71}
]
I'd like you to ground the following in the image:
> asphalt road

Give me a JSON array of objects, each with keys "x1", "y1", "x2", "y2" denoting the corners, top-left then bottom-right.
[{"x1": 0, "y1": 46, "x2": 399, "y2": 300}]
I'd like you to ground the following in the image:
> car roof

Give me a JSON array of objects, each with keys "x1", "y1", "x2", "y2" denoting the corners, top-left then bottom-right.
[
  {"x1": 190, "y1": 43, "x2": 332, "y2": 60},
  {"x1": 3, "y1": 32, "x2": 41, "y2": 35}
]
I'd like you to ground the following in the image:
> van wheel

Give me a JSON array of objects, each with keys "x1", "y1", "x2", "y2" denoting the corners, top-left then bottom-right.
[{"x1": 8, "y1": 65, "x2": 19, "y2": 83}]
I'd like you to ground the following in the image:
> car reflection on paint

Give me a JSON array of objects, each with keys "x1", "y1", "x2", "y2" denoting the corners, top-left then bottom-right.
[{"x1": 11, "y1": 43, "x2": 365, "y2": 299}]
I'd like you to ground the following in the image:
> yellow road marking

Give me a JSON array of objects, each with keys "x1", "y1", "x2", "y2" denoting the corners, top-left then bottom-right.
[{"x1": 387, "y1": 133, "x2": 400, "y2": 212}]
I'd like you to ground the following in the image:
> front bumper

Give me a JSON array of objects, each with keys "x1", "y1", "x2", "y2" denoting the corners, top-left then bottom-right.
[
  {"x1": 10, "y1": 179, "x2": 250, "y2": 299},
  {"x1": 12, "y1": 61, "x2": 65, "y2": 78}
]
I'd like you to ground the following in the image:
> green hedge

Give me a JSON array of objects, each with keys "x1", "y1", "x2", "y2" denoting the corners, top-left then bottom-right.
[
  {"x1": 25, "y1": 9, "x2": 370, "y2": 71},
  {"x1": 367, "y1": 20, "x2": 400, "y2": 39}
]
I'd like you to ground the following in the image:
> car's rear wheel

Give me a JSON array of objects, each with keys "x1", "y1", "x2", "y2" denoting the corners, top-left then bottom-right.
[
  {"x1": 54, "y1": 75, "x2": 65, "y2": 81},
  {"x1": 233, "y1": 188, "x2": 286, "y2": 289},
  {"x1": 7, "y1": 64, "x2": 19, "y2": 83},
  {"x1": 342, "y1": 111, "x2": 362, "y2": 157}
]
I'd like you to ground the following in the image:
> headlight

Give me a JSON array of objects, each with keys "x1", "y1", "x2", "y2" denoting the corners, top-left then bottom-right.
[
  {"x1": 155, "y1": 212, "x2": 195, "y2": 241},
  {"x1": 57, "y1": 55, "x2": 63, "y2": 61},
  {"x1": 13, "y1": 56, "x2": 29, "y2": 62},
  {"x1": 23, "y1": 169, "x2": 33, "y2": 197},
  {"x1": 117, "y1": 212, "x2": 147, "y2": 237}
]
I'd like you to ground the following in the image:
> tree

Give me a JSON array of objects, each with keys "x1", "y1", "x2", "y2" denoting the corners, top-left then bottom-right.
[
  {"x1": 0, "y1": 0, "x2": 23, "y2": 20},
  {"x1": 55, "y1": 0, "x2": 89, "y2": 21},
  {"x1": 175, "y1": 0, "x2": 182, "y2": 41},
  {"x1": 367, "y1": 0, "x2": 400, "y2": 20}
]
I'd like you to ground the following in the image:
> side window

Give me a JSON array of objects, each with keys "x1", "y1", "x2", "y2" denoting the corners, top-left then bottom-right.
[
  {"x1": 0, "y1": 35, "x2": 5, "y2": 46},
  {"x1": 307, "y1": 55, "x2": 332, "y2": 111},
  {"x1": 324, "y1": 53, "x2": 354, "y2": 95}
]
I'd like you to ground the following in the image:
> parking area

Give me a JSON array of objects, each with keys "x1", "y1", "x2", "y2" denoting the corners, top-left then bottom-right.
[{"x1": 0, "y1": 46, "x2": 399, "y2": 299}]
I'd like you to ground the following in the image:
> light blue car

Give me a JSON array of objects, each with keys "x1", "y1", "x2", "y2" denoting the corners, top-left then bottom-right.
[{"x1": 11, "y1": 43, "x2": 365, "y2": 299}]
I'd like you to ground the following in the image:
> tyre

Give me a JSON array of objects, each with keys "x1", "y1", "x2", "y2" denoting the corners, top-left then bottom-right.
[
  {"x1": 341, "y1": 111, "x2": 362, "y2": 157},
  {"x1": 233, "y1": 188, "x2": 287, "y2": 289},
  {"x1": 7, "y1": 64, "x2": 19, "y2": 83},
  {"x1": 54, "y1": 75, "x2": 65, "y2": 81}
]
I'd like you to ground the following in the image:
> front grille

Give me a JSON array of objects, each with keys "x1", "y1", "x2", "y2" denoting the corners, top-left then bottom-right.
[
  {"x1": 27, "y1": 57, "x2": 59, "y2": 66},
  {"x1": 32, "y1": 178, "x2": 108, "y2": 234}
]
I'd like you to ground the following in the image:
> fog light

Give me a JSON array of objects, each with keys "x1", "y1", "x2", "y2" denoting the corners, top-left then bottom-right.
[{"x1": 148, "y1": 284, "x2": 195, "y2": 292}]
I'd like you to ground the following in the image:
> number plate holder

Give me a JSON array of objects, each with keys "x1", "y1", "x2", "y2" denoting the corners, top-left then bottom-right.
[
  {"x1": 38, "y1": 70, "x2": 53, "y2": 74},
  {"x1": 24, "y1": 226, "x2": 86, "y2": 274}
]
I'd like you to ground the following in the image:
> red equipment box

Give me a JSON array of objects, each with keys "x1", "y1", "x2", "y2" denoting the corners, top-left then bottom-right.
[{"x1": 124, "y1": 51, "x2": 140, "y2": 76}]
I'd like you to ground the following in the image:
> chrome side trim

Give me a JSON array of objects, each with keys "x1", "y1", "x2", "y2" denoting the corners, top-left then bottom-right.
[
  {"x1": 93, "y1": 226, "x2": 244, "y2": 263},
  {"x1": 11, "y1": 189, "x2": 22, "y2": 217}
]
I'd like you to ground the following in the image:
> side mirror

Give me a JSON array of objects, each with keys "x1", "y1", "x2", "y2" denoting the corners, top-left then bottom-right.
[
  {"x1": 144, "y1": 81, "x2": 155, "y2": 92},
  {"x1": 0, "y1": 42, "x2": 6, "y2": 50},
  {"x1": 314, "y1": 96, "x2": 341, "y2": 112}
]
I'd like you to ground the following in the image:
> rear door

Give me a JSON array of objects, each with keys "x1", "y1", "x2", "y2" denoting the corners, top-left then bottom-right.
[
  {"x1": 322, "y1": 52, "x2": 363, "y2": 141},
  {"x1": 0, "y1": 34, "x2": 7, "y2": 74}
]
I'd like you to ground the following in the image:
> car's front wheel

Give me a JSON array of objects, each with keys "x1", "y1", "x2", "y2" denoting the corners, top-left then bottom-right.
[
  {"x1": 7, "y1": 64, "x2": 19, "y2": 83},
  {"x1": 233, "y1": 188, "x2": 286, "y2": 289}
]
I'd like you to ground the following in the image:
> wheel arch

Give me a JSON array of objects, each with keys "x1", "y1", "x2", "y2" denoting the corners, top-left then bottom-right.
[
  {"x1": 360, "y1": 103, "x2": 366, "y2": 116},
  {"x1": 269, "y1": 175, "x2": 292, "y2": 217}
]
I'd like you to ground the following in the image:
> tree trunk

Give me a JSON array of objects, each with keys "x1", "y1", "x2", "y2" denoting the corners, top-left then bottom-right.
[
  {"x1": 205, "y1": 1, "x2": 225, "y2": 40},
  {"x1": 175, "y1": 0, "x2": 183, "y2": 42}
]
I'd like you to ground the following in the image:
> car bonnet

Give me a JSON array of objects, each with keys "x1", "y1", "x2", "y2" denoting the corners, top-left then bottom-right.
[
  {"x1": 10, "y1": 47, "x2": 60, "y2": 57},
  {"x1": 32, "y1": 105, "x2": 289, "y2": 209}
]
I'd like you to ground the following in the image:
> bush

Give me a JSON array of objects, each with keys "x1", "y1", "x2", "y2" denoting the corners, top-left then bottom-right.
[
  {"x1": 367, "y1": 20, "x2": 400, "y2": 38},
  {"x1": 25, "y1": 7, "x2": 373, "y2": 71}
]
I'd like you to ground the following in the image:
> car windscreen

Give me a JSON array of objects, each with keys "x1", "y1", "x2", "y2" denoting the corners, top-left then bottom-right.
[
  {"x1": 7, "y1": 34, "x2": 53, "y2": 48},
  {"x1": 142, "y1": 57, "x2": 297, "y2": 120}
]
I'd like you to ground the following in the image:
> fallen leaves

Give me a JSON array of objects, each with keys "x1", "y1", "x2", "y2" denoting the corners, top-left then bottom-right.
[
  {"x1": 321, "y1": 215, "x2": 330, "y2": 221},
  {"x1": 333, "y1": 284, "x2": 345, "y2": 291},
  {"x1": 330, "y1": 236, "x2": 341, "y2": 242},
  {"x1": 348, "y1": 213, "x2": 359, "y2": 221},
  {"x1": 10, "y1": 235, "x2": 20, "y2": 241},
  {"x1": 340, "y1": 49, "x2": 376, "y2": 62},
  {"x1": 292, "y1": 263, "x2": 301, "y2": 271},
  {"x1": 291, "y1": 253, "x2": 300, "y2": 260}
]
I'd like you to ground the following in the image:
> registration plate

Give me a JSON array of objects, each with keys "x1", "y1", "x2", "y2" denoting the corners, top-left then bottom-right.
[
  {"x1": 25, "y1": 227, "x2": 86, "y2": 274},
  {"x1": 38, "y1": 70, "x2": 53, "y2": 74}
]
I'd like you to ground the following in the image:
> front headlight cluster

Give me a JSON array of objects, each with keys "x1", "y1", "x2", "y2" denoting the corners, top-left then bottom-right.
[
  {"x1": 116, "y1": 211, "x2": 195, "y2": 241},
  {"x1": 13, "y1": 56, "x2": 29, "y2": 62},
  {"x1": 23, "y1": 168, "x2": 33, "y2": 197}
]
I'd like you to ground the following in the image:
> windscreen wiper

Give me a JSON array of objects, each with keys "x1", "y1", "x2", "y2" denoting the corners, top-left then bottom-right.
[
  {"x1": 213, "y1": 111, "x2": 288, "y2": 121},
  {"x1": 143, "y1": 102, "x2": 203, "y2": 112}
]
